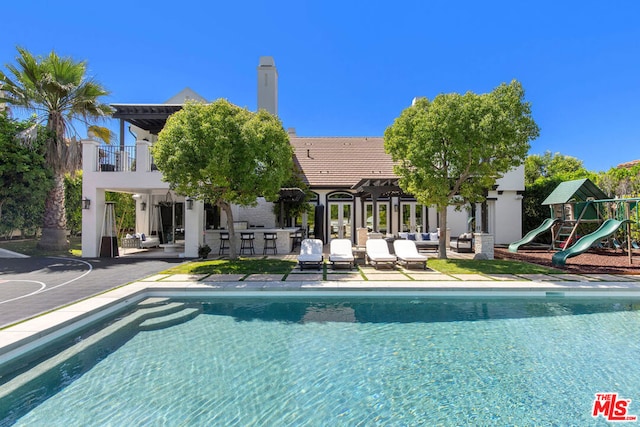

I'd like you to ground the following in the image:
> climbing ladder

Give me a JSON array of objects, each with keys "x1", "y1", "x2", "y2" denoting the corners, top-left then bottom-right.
[{"x1": 553, "y1": 220, "x2": 576, "y2": 250}]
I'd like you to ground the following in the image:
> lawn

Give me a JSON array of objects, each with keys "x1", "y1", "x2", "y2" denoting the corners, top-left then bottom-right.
[
  {"x1": 0, "y1": 237, "x2": 82, "y2": 257},
  {"x1": 427, "y1": 258, "x2": 561, "y2": 275},
  {"x1": 162, "y1": 258, "x2": 298, "y2": 275}
]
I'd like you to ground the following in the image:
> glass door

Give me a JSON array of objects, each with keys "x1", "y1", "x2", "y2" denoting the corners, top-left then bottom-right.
[
  {"x1": 329, "y1": 202, "x2": 352, "y2": 241},
  {"x1": 365, "y1": 201, "x2": 390, "y2": 234}
]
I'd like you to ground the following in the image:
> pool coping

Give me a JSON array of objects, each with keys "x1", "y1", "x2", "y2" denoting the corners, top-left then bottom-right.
[{"x1": 2, "y1": 278, "x2": 640, "y2": 371}]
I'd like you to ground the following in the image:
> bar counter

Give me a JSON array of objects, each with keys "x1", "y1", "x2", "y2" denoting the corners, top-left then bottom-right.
[{"x1": 205, "y1": 228, "x2": 300, "y2": 255}]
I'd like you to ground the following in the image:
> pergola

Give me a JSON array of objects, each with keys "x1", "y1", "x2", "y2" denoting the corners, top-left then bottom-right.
[
  {"x1": 352, "y1": 178, "x2": 406, "y2": 232},
  {"x1": 276, "y1": 187, "x2": 306, "y2": 228},
  {"x1": 111, "y1": 104, "x2": 183, "y2": 146}
]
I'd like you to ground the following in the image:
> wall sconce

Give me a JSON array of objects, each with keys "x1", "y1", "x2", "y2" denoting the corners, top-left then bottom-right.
[
  {"x1": 393, "y1": 204, "x2": 399, "y2": 213},
  {"x1": 82, "y1": 197, "x2": 91, "y2": 210},
  {"x1": 186, "y1": 197, "x2": 194, "y2": 210},
  {"x1": 140, "y1": 201, "x2": 147, "y2": 211}
]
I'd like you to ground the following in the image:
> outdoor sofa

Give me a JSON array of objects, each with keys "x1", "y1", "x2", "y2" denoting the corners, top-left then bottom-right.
[{"x1": 397, "y1": 232, "x2": 440, "y2": 252}]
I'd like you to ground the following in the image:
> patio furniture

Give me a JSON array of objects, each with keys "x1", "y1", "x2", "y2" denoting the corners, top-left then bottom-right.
[
  {"x1": 240, "y1": 232, "x2": 255, "y2": 255},
  {"x1": 450, "y1": 233, "x2": 474, "y2": 253},
  {"x1": 219, "y1": 232, "x2": 230, "y2": 255},
  {"x1": 397, "y1": 232, "x2": 440, "y2": 252},
  {"x1": 263, "y1": 232, "x2": 278, "y2": 255},
  {"x1": 329, "y1": 239, "x2": 355, "y2": 269},
  {"x1": 366, "y1": 239, "x2": 397, "y2": 269},
  {"x1": 393, "y1": 240, "x2": 428, "y2": 269},
  {"x1": 140, "y1": 235, "x2": 160, "y2": 249},
  {"x1": 298, "y1": 238, "x2": 324, "y2": 270},
  {"x1": 352, "y1": 246, "x2": 367, "y2": 265},
  {"x1": 290, "y1": 229, "x2": 304, "y2": 252}
]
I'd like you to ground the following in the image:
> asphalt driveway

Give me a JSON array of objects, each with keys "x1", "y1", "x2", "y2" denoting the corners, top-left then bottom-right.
[{"x1": 0, "y1": 257, "x2": 185, "y2": 328}]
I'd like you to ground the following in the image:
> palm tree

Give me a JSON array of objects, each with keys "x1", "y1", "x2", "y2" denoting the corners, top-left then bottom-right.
[{"x1": 0, "y1": 47, "x2": 113, "y2": 250}]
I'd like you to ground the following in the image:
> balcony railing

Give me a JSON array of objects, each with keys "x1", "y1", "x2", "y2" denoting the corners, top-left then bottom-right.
[{"x1": 98, "y1": 145, "x2": 136, "y2": 172}]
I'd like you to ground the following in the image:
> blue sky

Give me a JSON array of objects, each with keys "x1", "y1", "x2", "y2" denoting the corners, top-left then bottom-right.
[{"x1": 3, "y1": 0, "x2": 639, "y2": 172}]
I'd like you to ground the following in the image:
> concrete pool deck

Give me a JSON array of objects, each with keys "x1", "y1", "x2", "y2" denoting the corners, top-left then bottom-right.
[{"x1": 2, "y1": 264, "x2": 640, "y2": 369}]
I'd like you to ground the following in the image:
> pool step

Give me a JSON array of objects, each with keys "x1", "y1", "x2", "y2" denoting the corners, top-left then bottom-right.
[
  {"x1": 139, "y1": 307, "x2": 202, "y2": 331},
  {"x1": 138, "y1": 297, "x2": 172, "y2": 308}
]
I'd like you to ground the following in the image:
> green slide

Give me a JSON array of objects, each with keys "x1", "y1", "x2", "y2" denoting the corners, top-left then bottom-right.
[
  {"x1": 508, "y1": 218, "x2": 560, "y2": 253},
  {"x1": 552, "y1": 219, "x2": 629, "y2": 267}
]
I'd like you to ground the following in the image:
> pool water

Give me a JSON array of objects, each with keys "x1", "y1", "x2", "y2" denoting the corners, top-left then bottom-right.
[{"x1": 2, "y1": 297, "x2": 640, "y2": 426}]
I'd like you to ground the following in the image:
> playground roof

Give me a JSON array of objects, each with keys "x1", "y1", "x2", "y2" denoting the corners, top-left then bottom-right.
[{"x1": 542, "y1": 178, "x2": 609, "y2": 205}]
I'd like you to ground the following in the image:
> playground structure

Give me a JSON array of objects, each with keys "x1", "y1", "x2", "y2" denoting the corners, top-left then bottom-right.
[{"x1": 509, "y1": 179, "x2": 640, "y2": 267}]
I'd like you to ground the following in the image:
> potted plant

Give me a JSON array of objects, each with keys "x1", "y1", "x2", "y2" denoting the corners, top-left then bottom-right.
[{"x1": 198, "y1": 244, "x2": 212, "y2": 259}]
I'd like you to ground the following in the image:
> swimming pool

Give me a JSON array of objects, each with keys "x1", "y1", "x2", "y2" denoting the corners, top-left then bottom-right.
[{"x1": 2, "y1": 296, "x2": 640, "y2": 425}]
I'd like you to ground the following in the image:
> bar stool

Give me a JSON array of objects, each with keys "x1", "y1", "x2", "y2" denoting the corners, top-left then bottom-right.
[
  {"x1": 263, "y1": 232, "x2": 278, "y2": 255},
  {"x1": 240, "y1": 232, "x2": 255, "y2": 255},
  {"x1": 290, "y1": 230, "x2": 303, "y2": 252},
  {"x1": 219, "y1": 232, "x2": 230, "y2": 255}
]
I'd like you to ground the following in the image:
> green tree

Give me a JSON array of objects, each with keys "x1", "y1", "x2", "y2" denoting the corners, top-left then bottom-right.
[
  {"x1": 384, "y1": 80, "x2": 539, "y2": 258},
  {"x1": 596, "y1": 164, "x2": 640, "y2": 198},
  {"x1": 64, "y1": 172, "x2": 82, "y2": 236},
  {"x1": 525, "y1": 151, "x2": 590, "y2": 186},
  {"x1": 273, "y1": 162, "x2": 313, "y2": 226},
  {"x1": 0, "y1": 112, "x2": 51, "y2": 237},
  {"x1": 152, "y1": 100, "x2": 293, "y2": 259},
  {"x1": 105, "y1": 191, "x2": 135, "y2": 237},
  {"x1": 523, "y1": 151, "x2": 594, "y2": 238},
  {"x1": 0, "y1": 47, "x2": 112, "y2": 250}
]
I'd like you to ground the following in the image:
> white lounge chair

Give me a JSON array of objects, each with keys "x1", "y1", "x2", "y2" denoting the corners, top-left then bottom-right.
[
  {"x1": 329, "y1": 239, "x2": 355, "y2": 269},
  {"x1": 393, "y1": 240, "x2": 428, "y2": 269},
  {"x1": 298, "y1": 238, "x2": 324, "y2": 270},
  {"x1": 366, "y1": 239, "x2": 397, "y2": 269}
]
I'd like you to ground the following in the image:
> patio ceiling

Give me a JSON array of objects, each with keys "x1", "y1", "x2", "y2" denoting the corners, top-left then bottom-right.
[{"x1": 111, "y1": 104, "x2": 183, "y2": 135}]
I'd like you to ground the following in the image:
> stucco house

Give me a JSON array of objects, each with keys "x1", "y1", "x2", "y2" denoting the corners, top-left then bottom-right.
[{"x1": 80, "y1": 57, "x2": 524, "y2": 258}]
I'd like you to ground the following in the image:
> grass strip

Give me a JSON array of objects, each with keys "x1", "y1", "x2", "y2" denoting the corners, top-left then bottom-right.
[
  {"x1": 161, "y1": 258, "x2": 297, "y2": 275},
  {"x1": 427, "y1": 259, "x2": 561, "y2": 275}
]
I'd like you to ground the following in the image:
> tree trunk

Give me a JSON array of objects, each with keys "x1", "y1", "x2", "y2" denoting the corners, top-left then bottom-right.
[
  {"x1": 38, "y1": 173, "x2": 69, "y2": 251},
  {"x1": 220, "y1": 201, "x2": 238, "y2": 260},
  {"x1": 438, "y1": 205, "x2": 448, "y2": 259}
]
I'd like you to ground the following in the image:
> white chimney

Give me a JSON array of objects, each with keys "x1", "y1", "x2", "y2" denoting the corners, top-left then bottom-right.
[{"x1": 257, "y1": 56, "x2": 278, "y2": 116}]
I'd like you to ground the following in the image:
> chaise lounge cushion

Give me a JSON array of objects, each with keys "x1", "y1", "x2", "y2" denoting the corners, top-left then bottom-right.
[
  {"x1": 329, "y1": 239, "x2": 355, "y2": 268},
  {"x1": 366, "y1": 239, "x2": 397, "y2": 268},
  {"x1": 298, "y1": 239, "x2": 324, "y2": 270},
  {"x1": 393, "y1": 240, "x2": 428, "y2": 269}
]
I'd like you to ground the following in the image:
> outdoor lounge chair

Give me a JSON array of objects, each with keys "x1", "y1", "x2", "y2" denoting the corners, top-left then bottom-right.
[
  {"x1": 365, "y1": 239, "x2": 397, "y2": 269},
  {"x1": 393, "y1": 240, "x2": 428, "y2": 269},
  {"x1": 298, "y1": 238, "x2": 324, "y2": 270},
  {"x1": 329, "y1": 239, "x2": 355, "y2": 269}
]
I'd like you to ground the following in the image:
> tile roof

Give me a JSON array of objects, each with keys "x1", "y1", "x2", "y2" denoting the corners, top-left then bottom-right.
[
  {"x1": 290, "y1": 136, "x2": 396, "y2": 188},
  {"x1": 617, "y1": 159, "x2": 640, "y2": 169}
]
